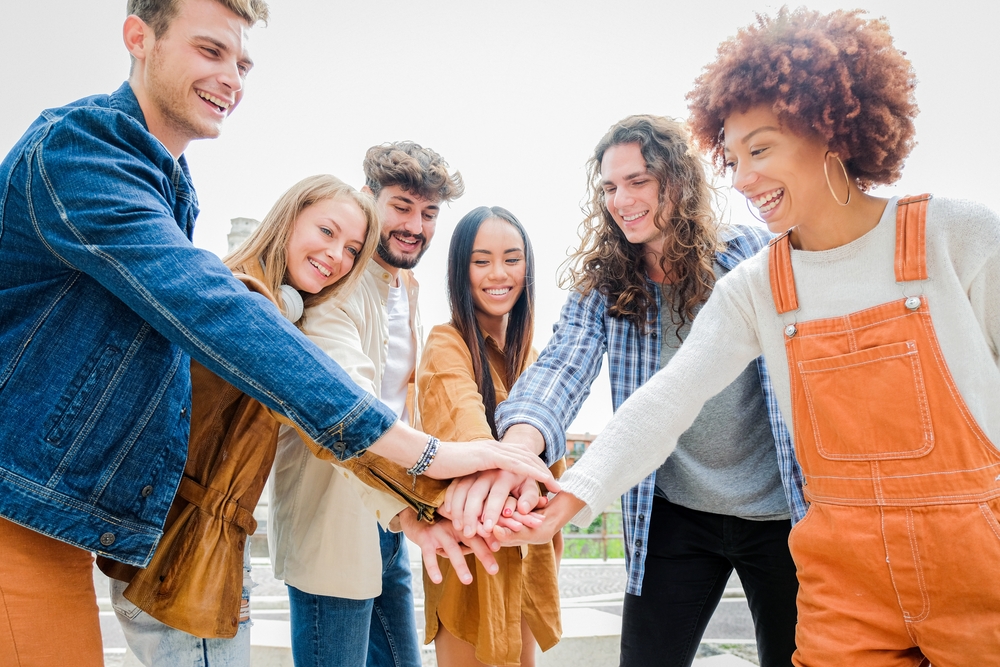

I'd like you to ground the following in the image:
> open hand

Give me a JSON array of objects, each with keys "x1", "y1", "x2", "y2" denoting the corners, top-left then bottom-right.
[{"x1": 397, "y1": 508, "x2": 501, "y2": 585}]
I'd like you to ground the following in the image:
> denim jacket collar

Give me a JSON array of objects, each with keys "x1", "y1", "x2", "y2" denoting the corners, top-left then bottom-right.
[{"x1": 108, "y1": 81, "x2": 198, "y2": 214}]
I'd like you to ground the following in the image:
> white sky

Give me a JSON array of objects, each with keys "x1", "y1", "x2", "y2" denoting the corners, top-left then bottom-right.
[{"x1": 3, "y1": 1, "x2": 998, "y2": 434}]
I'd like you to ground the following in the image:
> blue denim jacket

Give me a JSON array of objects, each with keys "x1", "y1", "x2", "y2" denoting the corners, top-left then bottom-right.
[{"x1": 0, "y1": 82, "x2": 397, "y2": 566}]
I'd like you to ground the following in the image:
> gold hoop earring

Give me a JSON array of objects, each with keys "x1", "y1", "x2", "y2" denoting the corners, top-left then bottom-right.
[
  {"x1": 745, "y1": 195, "x2": 766, "y2": 224},
  {"x1": 823, "y1": 151, "x2": 851, "y2": 206}
]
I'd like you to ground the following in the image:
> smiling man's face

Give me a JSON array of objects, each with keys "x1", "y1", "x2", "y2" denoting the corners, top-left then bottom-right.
[
  {"x1": 372, "y1": 185, "x2": 440, "y2": 271},
  {"x1": 134, "y1": 0, "x2": 254, "y2": 155}
]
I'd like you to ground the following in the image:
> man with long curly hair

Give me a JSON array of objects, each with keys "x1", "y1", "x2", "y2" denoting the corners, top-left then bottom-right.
[{"x1": 460, "y1": 115, "x2": 801, "y2": 666}]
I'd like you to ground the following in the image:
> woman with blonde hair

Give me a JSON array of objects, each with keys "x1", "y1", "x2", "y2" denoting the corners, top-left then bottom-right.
[
  {"x1": 99, "y1": 175, "x2": 517, "y2": 667},
  {"x1": 505, "y1": 8, "x2": 1000, "y2": 665}
]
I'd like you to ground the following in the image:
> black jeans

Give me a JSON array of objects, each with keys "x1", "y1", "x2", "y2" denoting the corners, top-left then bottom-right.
[{"x1": 619, "y1": 496, "x2": 798, "y2": 667}]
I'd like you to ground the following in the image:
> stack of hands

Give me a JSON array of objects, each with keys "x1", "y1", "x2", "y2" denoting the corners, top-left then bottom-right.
[{"x1": 398, "y1": 432, "x2": 586, "y2": 586}]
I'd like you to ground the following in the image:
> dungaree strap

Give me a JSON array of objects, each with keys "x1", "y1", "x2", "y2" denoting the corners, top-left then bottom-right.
[
  {"x1": 768, "y1": 231, "x2": 798, "y2": 315},
  {"x1": 895, "y1": 194, "x2": 932, "y2": 282},
  {"x1": 768, "y1": 195, "x2": 933, "y2": 313}
]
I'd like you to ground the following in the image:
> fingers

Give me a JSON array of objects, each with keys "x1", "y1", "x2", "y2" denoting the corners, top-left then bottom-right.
[
  {"x1": 501, "y1": 495, "x2": 517, "y2": 518},
  {"x1": 514, "y1": 479, "x2": 541, "y2": 516},
  {"x1": 438, "y1": 528, "x2": 474, "y2": 584},
  {"x1": 464, "y1": 534, "x2": 499, "y2": 575},
  {"x1": 447, "y1": 474, "x2": 476, "y2": 533},
  {"x1": 481, "y1": 472, "x2": 520, "y2": 533},
  {"x1": 462, "y1": 473, "x2": 494, "y2": 538},
  {"x1": 496, "y1": 515, "x2": 523, "y2": 532},
  {"x1": 491, "y1": 446, "x2": 559, "y2": 492},
  {"x1": 420, "y1": 538, "x2": 444, "y2": 585},
  {"x1": 510, "y1": 510, "x2": 543, "y2": 528}
]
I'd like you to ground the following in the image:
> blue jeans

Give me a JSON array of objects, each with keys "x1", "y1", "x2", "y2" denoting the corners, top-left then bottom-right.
[
  {"x1": 111, "y1": 548, "x2": 253, "y2": 666},
  {"x1": 368, "y1": 526, "x2": 420, "y2": 667},
  {"x1": 287, "y1": 527, "x2": 420, "y2": 667}
]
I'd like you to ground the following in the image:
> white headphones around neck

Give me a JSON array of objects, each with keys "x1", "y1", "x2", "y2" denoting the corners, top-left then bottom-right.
[
  {"x1": 260, "y1": 258, "x2": 304, "y2": 323},
  {"x1": 278, "y1": 284, "x2": 304, "y2": 323}
]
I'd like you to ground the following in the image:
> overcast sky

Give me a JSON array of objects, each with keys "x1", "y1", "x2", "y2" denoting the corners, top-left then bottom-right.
[{"x1": 4, "y1": 1, "x2": 998, "y2": 434}]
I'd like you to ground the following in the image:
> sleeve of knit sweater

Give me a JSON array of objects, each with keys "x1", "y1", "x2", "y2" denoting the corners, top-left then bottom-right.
[
  {"x1": 557, "y1": 271, "x2": 765, "y2": 527},
  {"x1": 963, "y1": 202, "x2": 1000, "y2": 364}
]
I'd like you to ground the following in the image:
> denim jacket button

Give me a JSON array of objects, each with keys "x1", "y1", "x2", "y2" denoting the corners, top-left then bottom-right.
[
  {"x1": 333, "y1": 441, "x2": 346, "y2": 454},
  {"x1": 141, "y1": 485, "x2": 154, "y2": 497},
  {"x1": 100, "y1": 532, "x2": 116, "y2": 547}
]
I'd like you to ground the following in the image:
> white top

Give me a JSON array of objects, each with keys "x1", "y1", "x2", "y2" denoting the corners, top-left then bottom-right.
[
  {"x1": 560, "y1": 196, "x2": 1000, "y2": 526},
  {"x1": 381, "y1": 280, "x2": 414, "y2": 422}
]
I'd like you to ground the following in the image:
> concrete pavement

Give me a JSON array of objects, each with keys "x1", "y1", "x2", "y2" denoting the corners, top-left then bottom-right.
[{"x1": 98, "y1": 544, "x2": 761, "y2": 666}]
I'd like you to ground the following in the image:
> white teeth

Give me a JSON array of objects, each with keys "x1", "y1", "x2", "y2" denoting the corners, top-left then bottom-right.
[
  {"x1": 197, "y1": 90, "x2": 230, "y2": 109},
  {"x1": 309, "y1": 259, "x2": 331, "y2": 277},
  {"x1": 751, "y1": 189, "x2": 784, "y2": 213},
  {"x1": 622, "y1": 210, "x2": 648, "y2": 222},
  {"x1": 485, "y1": 288, "x2": 510, "y2": 296}
]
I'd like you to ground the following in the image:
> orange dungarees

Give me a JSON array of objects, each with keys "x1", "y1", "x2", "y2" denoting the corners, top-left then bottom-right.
[{"x1": 770, "y1": 195, "x2": 1000, "y2": 666}]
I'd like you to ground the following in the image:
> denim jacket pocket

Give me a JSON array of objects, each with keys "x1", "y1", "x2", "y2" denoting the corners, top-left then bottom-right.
[{"x1": 44, "y1": 343, "x2": 124, "y2": 447}]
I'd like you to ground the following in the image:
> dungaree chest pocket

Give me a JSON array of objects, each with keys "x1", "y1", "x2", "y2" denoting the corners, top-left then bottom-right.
[{"x1": 798, "y1": 340, "x2": 933, "y2": 460}]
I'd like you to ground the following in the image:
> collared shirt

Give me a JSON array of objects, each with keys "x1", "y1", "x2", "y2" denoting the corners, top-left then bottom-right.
[{"x1": 496, "y1": 224, "x2": 804, "y2": 595}]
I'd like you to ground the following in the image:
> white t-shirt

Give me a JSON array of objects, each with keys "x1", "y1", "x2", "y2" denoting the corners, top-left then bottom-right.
[{"x1": 381, "y1": 280, "x2": 415, "y2": 422}]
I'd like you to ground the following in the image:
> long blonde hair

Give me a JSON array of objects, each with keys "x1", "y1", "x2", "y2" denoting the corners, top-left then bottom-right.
[{"x1": 224, "y1": 174, "x2": 380, "y2": 322}]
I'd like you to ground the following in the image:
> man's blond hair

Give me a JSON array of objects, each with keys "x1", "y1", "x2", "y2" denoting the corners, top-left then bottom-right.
[{"x1": 127, "y1": 0, "x2": 270, "y2": 37}]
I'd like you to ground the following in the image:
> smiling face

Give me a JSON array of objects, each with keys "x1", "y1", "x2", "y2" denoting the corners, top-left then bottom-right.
[
  {"x1": 127, "y1": 0, "x2": 254, "y2": 157},
  {"x1": 469, "y1": 217, "x2": 527, "y2": 331},
  {"x1": 723, "y1": 105, "x2": 832, "y2": 234},
  {"x1": 372, "y1": 185, "x2": 440, "y2": 272},
  {"x1": 284, "y1": 197, "x2": 367, "y2": 294},
  {"x1": 600, "y1": 142, "x2": 665, "y2": 255}
]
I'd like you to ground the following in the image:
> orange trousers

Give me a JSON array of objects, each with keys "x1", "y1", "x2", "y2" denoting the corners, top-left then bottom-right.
[{"x1": 0, "y1": 517, "x2": 104, "y2": 667}]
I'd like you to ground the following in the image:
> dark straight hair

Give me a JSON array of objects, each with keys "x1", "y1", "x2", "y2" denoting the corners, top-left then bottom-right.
[{"x1": 447, "y1": 206, "x2": 535, "y2": 438}]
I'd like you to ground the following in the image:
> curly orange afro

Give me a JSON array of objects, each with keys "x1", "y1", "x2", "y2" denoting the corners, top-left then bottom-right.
[{"x1": 687, "y1": 7, "x2": 918, "y2": 189}]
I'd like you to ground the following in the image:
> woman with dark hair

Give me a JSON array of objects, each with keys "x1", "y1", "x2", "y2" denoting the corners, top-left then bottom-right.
[
  {"x1": 505, "y1": 8, "x2": 1000, "y2": 665},
  {"x1": 418, "y1": 207, "x2": 563, "y2": 666}
]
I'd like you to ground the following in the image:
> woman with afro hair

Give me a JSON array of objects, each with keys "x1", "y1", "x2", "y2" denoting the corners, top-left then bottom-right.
[{"x1": 502, "y1": 7, "x2": 1000, "y2": 665}]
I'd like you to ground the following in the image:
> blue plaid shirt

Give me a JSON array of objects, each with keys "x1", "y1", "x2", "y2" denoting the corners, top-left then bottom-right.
[{"x1": 495, "y1": 224, "x2": 805, "y2": 596}]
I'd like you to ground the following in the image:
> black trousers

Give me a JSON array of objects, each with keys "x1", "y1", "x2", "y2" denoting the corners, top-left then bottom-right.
[{"x1": 619, "y1": 496, "x2": 798, "y2": 667}]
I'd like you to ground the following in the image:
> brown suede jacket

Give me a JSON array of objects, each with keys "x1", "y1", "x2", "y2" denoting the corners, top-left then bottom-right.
[{"x1": 97, "y1": 267, "x2": 446, "y2": 638}]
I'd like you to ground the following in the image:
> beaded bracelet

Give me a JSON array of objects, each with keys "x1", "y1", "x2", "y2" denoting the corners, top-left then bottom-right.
[{"x1": 406, "y1": 435, "x2": 440, "y2": 477}]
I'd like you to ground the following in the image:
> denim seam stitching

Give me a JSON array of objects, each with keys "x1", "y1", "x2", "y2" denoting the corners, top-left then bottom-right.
[
  {"x1": 48, "y1": 326, "x2": 149, "y2": 489},
  {"x1": 32, "y1": 137, "x2": 350, "y2": 443}
]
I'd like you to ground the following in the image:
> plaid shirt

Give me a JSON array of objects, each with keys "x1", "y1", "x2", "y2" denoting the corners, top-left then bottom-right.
[{"x1": 495, "y1": 224, "x2": 805, "y2": 596}]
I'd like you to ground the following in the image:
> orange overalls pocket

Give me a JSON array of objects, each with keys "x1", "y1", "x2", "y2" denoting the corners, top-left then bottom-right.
[{"x1": 798, "y1": 340, "x2": 933, "y2": 461}]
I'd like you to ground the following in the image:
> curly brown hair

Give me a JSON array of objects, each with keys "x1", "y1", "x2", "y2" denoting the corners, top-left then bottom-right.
[
  {"x1": 561, "y1": 115, "x2": 720, "y2": 334},
  {"x1": 362, "y1": 141, "x2": 465, "y2": 203},
  {"x1": 687, "y1": 7, "x2": 918, "y2": 189}
]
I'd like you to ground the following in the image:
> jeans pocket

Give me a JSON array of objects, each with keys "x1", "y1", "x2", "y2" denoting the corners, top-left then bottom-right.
[{"x1": 109, "y1": 578, "x2": 143, "y2": 621}]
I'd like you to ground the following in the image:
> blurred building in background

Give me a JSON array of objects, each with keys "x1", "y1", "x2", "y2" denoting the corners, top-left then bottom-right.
[{"x1": 227, "y1": 217, "x2": 261, "y2": 253}]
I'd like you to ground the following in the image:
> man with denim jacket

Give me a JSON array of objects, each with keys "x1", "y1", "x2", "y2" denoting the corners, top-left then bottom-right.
[{"x1": 0, "y1": 2, "x2": 550, "y2": 664}]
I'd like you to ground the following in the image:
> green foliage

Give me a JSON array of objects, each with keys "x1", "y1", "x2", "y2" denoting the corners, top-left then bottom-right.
[{"x1": 560, "y1": 501, "x2": 624, "y2": 560}]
